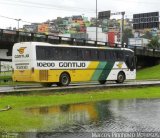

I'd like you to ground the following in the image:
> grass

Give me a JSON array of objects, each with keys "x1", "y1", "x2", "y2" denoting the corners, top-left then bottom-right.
[
  {"x1": 0, "y1": 86, "x2": 160, "y2": 132},
  {"x1": 137, "y1": 64, "x2": 160, "y2": 80},
  {"x1": 0, "y1": 72, "x2": 12, "y2": 85},
  {"x1": 0, "y1": 65, "x2": 160, "y2": 132}
]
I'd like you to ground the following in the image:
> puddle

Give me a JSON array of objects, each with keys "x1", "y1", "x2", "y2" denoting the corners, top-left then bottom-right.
[
  {"x1": 26, "y1": 101, "x2": 109, "y2": 124},
  {"x1": 25, "y1": 99, "x2": 160, "y2": 135}
]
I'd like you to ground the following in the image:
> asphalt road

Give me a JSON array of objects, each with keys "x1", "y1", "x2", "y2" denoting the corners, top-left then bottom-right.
[{"x1": 0, "y1": 80, "x2": 160, "y2": 94}]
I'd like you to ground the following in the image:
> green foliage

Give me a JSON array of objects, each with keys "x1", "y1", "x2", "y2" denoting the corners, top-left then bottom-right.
[
  {"x1": 137, "y1": 65, "x2": 160, "y2": 80},
  {"x1": 143, "y1": 31, "x2": 152, "y2": 39},
  {"x1": 55, "y1": 17, "x2": 63, "y2": 25},
  {"x1": 123, "y1": 28, "x2": 134, "y2": 44},
  {"x1": 75, "y1": 25, "x2": 80, "y2": 32},
  {"x1": 147, "y1": 36, "x2": 160, "y2": 49}
]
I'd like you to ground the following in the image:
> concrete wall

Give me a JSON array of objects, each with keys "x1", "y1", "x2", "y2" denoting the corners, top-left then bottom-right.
[{"x1": 0, "y1": 49, "x2": 12, "y2": 60}]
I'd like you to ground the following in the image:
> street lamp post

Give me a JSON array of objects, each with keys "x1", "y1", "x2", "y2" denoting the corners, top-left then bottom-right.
[
  {"x1": 15, "y1": 19, "x2": 21, "y2": 31},
  {"x1": 121, "y1": 12, "x2": 125, "y2": 47},
  {"x1": 15, "y1": 18, "x2": 21, "y2": 42},
  {"x1": 96, "y1": 0, "x2": 98, "y2": 44}
]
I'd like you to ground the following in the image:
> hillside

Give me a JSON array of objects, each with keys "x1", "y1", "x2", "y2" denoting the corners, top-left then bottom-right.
[{"x1": 137, "y1": 64, "x2": 160, "y2": 80}]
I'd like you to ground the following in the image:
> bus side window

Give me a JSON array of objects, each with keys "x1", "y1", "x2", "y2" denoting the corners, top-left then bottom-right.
[
  {"x1": 83, "y1": 50, "x2": 91, "y2": 61},
  {"x1": 54, "y1": 47, "x2": 63, "y2": 60},
  {"x1": 36, "y1": 46, "x2": 51, "y2": 60},
  {"x1": 116, "y1": 51, "x2": 124, "y2": 61},
  {"x1": 78, "y1": 49, "x2": 83, "y2": 60},
  {"x1": 48, "y1": 47, "x2": 55, "y2": 60},
  {"x1": 98, "y1": 50, "x2": 105, "y2": 61},
  {"x1": 36, "y1": 46, "x2": 43, "y2": 60},
  {"x1": 62, "y1": 48, "x2": 70, "y2": 60},
  {"x1": 70, "y1": 48, "x2": 78, "y2": 61},
  {"x1": 106, "y1": 51, "x2": 116, "y2": 61},
  {"x1": 105, "y1": 51, "x2": 110, "y2": 60},
  {"x1": 91, "y1": 50, "x2": 98, "y2": 61},
  {"x1": 67, "y1": 48, "x2": 78, "y2": 61}
]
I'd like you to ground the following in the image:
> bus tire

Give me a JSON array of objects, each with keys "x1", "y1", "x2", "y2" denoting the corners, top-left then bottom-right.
[
  {"x1": 99, "y1": 80, "x2": 106, "y2": 84},
  {"x1": 59, "y1": 73, "x2": 70, "y2": 86},
  {"x1": 116, "y1": 72, "x2": 125, "y2": 83},
  {"x1": 41, "y1": 83, "x2": 53, "y2": 87}
]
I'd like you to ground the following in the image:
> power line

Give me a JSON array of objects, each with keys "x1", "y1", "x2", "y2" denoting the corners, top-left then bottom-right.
[
  {"x1": 110, "y1": 0, "x2": 160, "y2": 5},
  {"x1": 0, "y1": 15, "x2": 32, "y2": 24},
  {"x1": 0, "y1": 0, "x2": 95, "y2": 13},
  {"x1": 13, "y1": 0, "x2": 96, "y2": 11}
]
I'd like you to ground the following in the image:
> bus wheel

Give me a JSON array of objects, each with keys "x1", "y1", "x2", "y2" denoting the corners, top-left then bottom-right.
[
  {"x1": 116, "y1": 72, "x2": 125, "y2": 83},
  {"x1": 59, "y1": 73, "x2": 70, "y2": 86},
  {"x1": 99, "y1": 80, "x2": 106, "y2": 84},
  {"x1": 41, "y1": 83, "x2": 53, "y2": 87}
]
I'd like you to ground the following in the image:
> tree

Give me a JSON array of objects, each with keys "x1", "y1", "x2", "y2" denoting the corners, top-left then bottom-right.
[
  {"x1": 148, "y1": 36, "x2": 160, "y2": 49},
  {"x1": 75, "y1": 25, "x2": 80, "y2": 32},
  {"x1": 55, "y1": 17, "x2": 63, "y2": 25},
  {"x1": 123, "y1": 28, "x2": 134, "y2": 45},
  {"x1": 143, "y1": 31, "x2": 152, "y2": 39}
]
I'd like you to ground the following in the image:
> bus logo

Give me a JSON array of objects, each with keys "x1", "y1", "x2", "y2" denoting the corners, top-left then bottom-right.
[
  {"x1": 117, "y1": 62, "x2": 123, "y2": 68},
  {"x1": 17, "y1": 47, "x2": 26, "y2": 54}
]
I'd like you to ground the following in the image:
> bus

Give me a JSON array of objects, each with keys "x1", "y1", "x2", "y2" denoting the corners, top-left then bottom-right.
[{"x1": 12, "y1": 42, "x2": 136, "y2": 87}]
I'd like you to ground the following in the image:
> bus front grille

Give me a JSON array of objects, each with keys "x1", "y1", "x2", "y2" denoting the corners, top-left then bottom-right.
[{"x1": 39, "y1": 70, "x2": 48, "y2": 81}]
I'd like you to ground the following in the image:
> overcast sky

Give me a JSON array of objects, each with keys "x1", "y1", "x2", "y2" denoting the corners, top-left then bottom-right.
[{"x1": 0, "y1": 0, "x2": 159, "y2": 29}]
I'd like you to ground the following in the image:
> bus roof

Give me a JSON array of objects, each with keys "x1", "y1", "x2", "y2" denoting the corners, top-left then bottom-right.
[{"x1": 15, "y1": 42, "x2": 134, "y2": 52}]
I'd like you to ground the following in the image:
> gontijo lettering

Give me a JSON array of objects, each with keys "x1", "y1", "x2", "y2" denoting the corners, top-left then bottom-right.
[
  {"x1": 59, "y1": 62, "x2": 86, "y2": 68},
  {"x1": 37, "y1": 62, "x2": 86, "y2": 68}
]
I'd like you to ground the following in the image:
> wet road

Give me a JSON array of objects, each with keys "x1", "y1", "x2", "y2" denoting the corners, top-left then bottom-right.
[
  {"x1": 23, "y1": 98, "x2": 160, "y2": 138},
  {"x1": 0, "y1": 80, "x2": 160, "y2": 93}
]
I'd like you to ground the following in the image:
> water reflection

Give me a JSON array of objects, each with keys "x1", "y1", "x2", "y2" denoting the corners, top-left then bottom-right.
[
  {"x1": 26, "y1": 99, "x2": 160, "y2": 134},
  {"x1": 26, "y1": 101, "x2": 114, "y2": 127}
]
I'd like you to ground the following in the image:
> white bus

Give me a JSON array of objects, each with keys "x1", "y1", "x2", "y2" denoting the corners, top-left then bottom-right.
[{"x1": 12, "y1": 42, "x2": 136, "y2": 86}]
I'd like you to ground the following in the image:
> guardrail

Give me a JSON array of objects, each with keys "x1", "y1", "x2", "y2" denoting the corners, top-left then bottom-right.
[
  {"x1": 0, "y1": 29, "x2": 160, "y2": 58},
  {"x1": 0, "y1": 29, "x2": 122, "y2": 47},
  {"x1": 129, "y1": 45, "x2": 160, "y2": 57}
]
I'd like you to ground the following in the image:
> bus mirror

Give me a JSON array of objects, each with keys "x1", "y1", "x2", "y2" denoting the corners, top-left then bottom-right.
[
  {"x1": 126, "y1": 56, "x2": 135, "y2": 71},
  {"x1": 134, "y1": 56, "x2": 137, "y2": 64}
]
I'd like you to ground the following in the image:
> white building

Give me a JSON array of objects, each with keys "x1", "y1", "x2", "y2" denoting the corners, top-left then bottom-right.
[
  {"x1": 86, "y1": 27, "x2": 107, "y2": 42},
  {"x1": 128, "y1": 38, "x2": 150, "y2": 48}
]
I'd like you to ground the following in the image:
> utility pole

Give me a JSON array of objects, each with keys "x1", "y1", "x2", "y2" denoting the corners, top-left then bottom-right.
[
  {"x1": 121, "y1": 12, "x2": 125, "y2": 47},
  {"x1": 15, "y1": 19, "x2": 21, "y2": 42},
  {"x1": 15, "y1": 19, "x2": 21, "y2": 31},
  {"x1": 96, "y1": 0, "x2": 98, "y2": 44}
]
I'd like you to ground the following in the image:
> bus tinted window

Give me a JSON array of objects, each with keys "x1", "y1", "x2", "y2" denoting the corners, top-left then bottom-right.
[
  {"x1": 83, "y1": 50, "x2": 91, "y2": 60},
  {"x1": 36, "y1": 46, "x2": 78, "y2": 61},
  {"x1": 91, "y1": 50, "x2": 98, "y2": 61},
  {"x1": 36, "y1": 46, "x2": 55, "y2": 60},
  {"x1": 54, "y1": 47, "x2": 63, "y2": 60},
  {"x1": 116, "y1": 50, "x2": 124, "y2": 61},
  {"x1": 36, "y1": 46, "x2": 126, "y2": 62},
  {"x1": 106, "y1": 50, "x2": 116, "y2": 61},
  {"x1": 98, "y1": 50, "x2": 106, "y2": 61},
  {"x1": 77, "y1": 49, "x2": 83, "y2": 60},
  {"x1": 62, "y1": 48, "x2": 78, "y2": 60}
]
